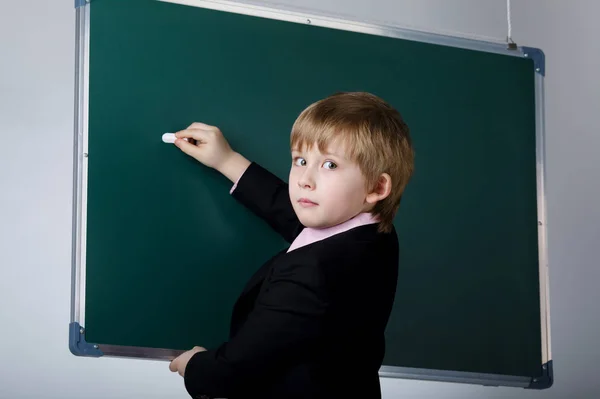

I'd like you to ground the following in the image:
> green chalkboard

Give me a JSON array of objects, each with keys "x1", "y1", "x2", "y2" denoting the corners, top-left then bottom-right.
[{"x1": 72, "y1": 0, "x2": 551, "y2": 388}]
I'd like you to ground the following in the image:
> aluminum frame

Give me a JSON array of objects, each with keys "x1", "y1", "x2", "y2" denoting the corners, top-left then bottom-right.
[{"x1": 70, "y1": 0, "x2": 551, "y2": 388}]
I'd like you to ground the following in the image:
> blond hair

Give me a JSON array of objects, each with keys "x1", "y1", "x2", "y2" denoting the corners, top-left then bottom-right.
[{"x1": 290, "y1": 92, "x2": 415, "y2": 233}]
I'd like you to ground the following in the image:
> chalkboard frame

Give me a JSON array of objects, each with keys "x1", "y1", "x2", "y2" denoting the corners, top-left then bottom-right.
[{"x1": 69, "y1": 0, "x2": 552, "y2": 389}]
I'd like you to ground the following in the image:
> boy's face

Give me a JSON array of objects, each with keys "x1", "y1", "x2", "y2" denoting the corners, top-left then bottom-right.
[{"x1": 289, "y1": 142, "x2": 373, "y2": 229}]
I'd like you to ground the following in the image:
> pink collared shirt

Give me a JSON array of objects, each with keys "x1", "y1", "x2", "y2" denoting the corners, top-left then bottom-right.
[
  {"x1": 286, "y1": 212, "x2": 379, "y2": 253},
  {"x1": 230, "y1": 173, "x2": 378, "y2": 253}
]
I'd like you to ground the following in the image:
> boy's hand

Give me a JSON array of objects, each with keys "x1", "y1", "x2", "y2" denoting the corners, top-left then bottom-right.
[
  {"x1": 169, "y1": 346, "x2": 206, "y2": 377},
  {"x1": 174, "y1": 122, "x2": 235, "y2": 171},
  {"x1": 174, "y1": 122, "x2": 251, "y2": 184}
]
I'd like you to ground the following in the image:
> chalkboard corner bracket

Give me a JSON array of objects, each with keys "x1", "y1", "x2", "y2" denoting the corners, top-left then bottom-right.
[
  {"x1": 69, "y1": 322, "x2": 104, "y2": 358},
  {"x1": 521, "y1": 46, "x2": 546, "y2": 76},
  {"x1": 74, "y1": 0, "x2": 90, "y2": 9},
  {"x1": 527, "y1": 360, "x2": 554, "y2": 389}
]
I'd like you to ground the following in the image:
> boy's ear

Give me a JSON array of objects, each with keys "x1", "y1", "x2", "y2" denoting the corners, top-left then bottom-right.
[{"x1": 366, "y1": 173, "x2": 392, "y2": 204}]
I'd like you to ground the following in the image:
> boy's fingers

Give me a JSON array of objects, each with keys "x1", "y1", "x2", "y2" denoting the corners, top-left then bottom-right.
[
  {"x1": 174, "y1": 137, "x2": 200, "y2": 156},
  {"x1": 174, "y1": 128, "x2": 196, "y2": 139},
  {"x1": 169, "y1": 358, "x2": 178, "y2": 372},
  {"x1": 175, "y1": 128, "x2": 210, "y2": 142}
]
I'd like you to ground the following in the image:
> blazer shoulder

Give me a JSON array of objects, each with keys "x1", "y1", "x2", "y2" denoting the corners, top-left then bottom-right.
[
  {"x1": 303, "y1": 225, "x2": 399, "y2": 301},
  {"x1": 309, "y1": 224, "x2": 398, "y2": 265}
]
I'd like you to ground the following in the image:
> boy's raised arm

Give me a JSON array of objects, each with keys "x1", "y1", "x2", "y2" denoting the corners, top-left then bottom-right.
[
  {"x1": 229, "y1": 161, "x2": 303, "y2": 243},
  {"x1": 175, "y1": 123, "x2": 303, "y2": 243},
  {"x1": 174, "y1": 122, "x2": 250, "y2": 183}
]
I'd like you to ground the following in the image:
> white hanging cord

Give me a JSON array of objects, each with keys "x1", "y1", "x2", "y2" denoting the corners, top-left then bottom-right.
[{"x1": 507, "y1": 0, "x2": 516, "y2": 48}]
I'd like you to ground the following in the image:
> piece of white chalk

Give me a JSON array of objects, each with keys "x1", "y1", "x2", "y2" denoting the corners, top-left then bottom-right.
[
  {"x1": 162, "y1": 133, "x2": 189, "y2": 144},
  {"x1": 162, "y1": 133, "x2": 176, "y2": 144}
]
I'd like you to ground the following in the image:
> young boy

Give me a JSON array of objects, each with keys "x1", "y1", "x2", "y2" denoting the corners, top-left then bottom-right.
[{"x1": 168, "y1": 92, "x2": 414, "y2": 398}]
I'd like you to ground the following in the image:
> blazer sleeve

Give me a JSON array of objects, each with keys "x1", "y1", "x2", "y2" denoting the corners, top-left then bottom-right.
[
  {"x1": 230, "y1": 162, "x2": 303, "y2": 243},
  {"x1": 183, "y1": 259, "x2": 328, "y2": 398}
]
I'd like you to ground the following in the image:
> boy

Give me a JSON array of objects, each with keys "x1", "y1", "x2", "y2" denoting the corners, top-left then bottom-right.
[{"x1": 168, "y1": 92, "x2": 414, "y2": 398}]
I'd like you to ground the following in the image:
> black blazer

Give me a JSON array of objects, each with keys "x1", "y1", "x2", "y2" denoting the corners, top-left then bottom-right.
[{"x1": 184, "y1": 162, "x2": 399, "y2": 399}]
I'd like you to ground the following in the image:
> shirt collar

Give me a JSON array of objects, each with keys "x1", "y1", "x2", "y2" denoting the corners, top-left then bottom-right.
[{"x1": 287, "y1": 212, "x2": 379, "y2": 253}]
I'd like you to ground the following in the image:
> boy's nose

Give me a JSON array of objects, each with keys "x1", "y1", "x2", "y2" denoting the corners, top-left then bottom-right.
[{"x1": 298, "y1": 170, "x2": 315, "y2": 190}]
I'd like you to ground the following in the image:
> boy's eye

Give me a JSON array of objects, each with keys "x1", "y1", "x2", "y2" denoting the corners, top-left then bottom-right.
[
  {"x1": 294, "y1": 157, "x2": 307, "y2": 166},
  {"x1": 323, "y1": 161, "x2": 337, "y2": 170}
]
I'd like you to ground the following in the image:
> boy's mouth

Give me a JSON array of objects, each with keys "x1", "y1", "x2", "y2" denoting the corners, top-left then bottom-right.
[{"x1": 298, "y1": 198, "x2": 318, "y2": 207}]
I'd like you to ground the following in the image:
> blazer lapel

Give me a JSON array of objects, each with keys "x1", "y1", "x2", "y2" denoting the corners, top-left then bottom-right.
[
  {"x1": 230, "y1": 248, "x2": 288, "y2": 332},
  {"x1": 240, "y1": 248, "x2": 286, "y2": 296}
]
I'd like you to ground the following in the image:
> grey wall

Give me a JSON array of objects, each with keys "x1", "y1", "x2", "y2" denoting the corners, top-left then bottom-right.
[{"x1": 1, "y1": 0, "x2": 598, "y2": 398}]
